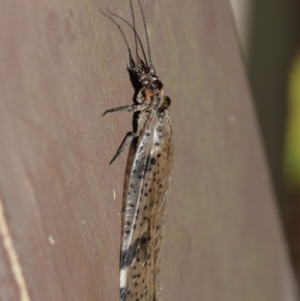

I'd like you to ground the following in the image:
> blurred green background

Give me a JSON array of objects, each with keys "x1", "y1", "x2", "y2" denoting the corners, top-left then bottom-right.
[{"x1": 229, "y1": 0, "x2": 300, "y2": 287}]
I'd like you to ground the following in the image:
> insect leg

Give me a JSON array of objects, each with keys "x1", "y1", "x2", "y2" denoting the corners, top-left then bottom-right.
[
  {"x1": 109, "y1": 131, "x2": 140, "y2": 165},
  {"x1": 103, "y1": 103, "x2": 148, "y2": 116},
  {"x1": 103, "y1": 105, "x2": 135, "y2": 116}
]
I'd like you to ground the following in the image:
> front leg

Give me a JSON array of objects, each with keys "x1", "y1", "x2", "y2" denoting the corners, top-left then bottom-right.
[{"x1": 102, "y1": 103, "x2": 148, "y2": 116}]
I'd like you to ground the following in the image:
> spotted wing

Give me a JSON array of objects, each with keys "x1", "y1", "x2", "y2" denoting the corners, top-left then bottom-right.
[{"x1": 120, "y1": 109, "x2": 173, "y2": 301}]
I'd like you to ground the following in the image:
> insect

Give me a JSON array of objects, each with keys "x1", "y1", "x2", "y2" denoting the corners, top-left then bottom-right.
[{"x1": 103, "y1": 1, "x2": 173, "y2": 300}]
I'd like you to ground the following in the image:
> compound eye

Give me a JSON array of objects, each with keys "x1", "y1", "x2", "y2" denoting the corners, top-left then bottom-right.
[
  {"x1": 141, "y1": 78, "x2": 150, "y2": 88},
  {"x1": 152, "y1": 79, "x2": 163, "y2": 91}
]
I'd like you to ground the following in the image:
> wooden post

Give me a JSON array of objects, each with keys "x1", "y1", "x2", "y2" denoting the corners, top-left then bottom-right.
[{"x1": 0, "y1": 0, "x2": 298, "y2": 300}]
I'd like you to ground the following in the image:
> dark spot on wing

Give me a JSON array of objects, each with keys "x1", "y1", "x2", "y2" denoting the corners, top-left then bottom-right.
[
  {"x1": 151, "y1": 158, "x2": 156, "y2": 165},
  {"x1": 120, "y1": 287, "x2": 127, "y2": 301},
  {"x1": 138, "y1": 146, "x2": 144, "y2": 154},
  {"x1": 140, "y1": 236, "x2": 148, "y2": 245}
]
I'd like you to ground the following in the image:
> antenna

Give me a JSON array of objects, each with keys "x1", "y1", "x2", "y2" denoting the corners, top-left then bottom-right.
[
  {"x1": 106, "y1": 9, "x2": 148, "y2": 66},
  {"x1": 136, "y1": 0, "x2": 152, "y2": 66},
  {"x1": 99, "y1": 8, "x2": 130, "y2": 53},
  {"x1": 129, "y1": 0, "x2": 138, "y2": 63}
]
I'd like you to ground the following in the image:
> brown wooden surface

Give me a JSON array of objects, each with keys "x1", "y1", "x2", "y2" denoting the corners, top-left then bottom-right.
[{"x1": 0, "y1": 0, "x2": 298, "y2": 300}]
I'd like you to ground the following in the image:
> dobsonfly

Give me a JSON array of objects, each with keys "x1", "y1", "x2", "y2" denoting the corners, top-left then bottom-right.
[{"x1": 103, "y1": 1, "x2": 173, "y2": 300}]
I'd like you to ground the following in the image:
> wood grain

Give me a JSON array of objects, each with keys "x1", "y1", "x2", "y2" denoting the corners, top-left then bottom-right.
[{"x1": 0, "y1": 0, "x2": 298, "y2": 300}]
